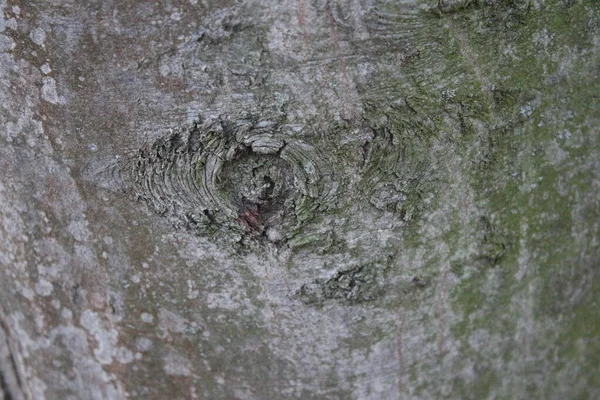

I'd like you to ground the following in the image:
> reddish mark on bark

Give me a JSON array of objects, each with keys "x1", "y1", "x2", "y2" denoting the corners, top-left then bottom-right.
[{"x1": 236, "y1": 200, "x2": 265, "y2": 236}]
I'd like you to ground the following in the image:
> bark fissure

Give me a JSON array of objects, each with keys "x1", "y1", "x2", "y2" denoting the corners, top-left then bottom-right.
[{"x1": 0, "y1": 313, "x2": 26, "y2": 400}]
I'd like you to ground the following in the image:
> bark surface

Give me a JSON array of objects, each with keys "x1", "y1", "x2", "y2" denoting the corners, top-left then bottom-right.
[{"x1": 1, "y1": 0, "x2": 599, "y2": 399}]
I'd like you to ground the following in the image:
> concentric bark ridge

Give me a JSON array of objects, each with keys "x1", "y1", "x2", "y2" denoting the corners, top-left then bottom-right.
[{"x1": 112, "y1": 117, "x2": 337, "y2": 241}]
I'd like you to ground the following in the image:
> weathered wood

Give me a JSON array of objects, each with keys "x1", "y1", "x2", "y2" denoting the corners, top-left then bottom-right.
[{"x1": 1, "y1": 0, "x2": 599, "y2": 399}]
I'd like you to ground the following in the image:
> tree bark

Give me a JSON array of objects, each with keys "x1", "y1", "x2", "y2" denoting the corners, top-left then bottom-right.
[{"x1": 1, "y1": 0, "x2": 599, "y2": 399}]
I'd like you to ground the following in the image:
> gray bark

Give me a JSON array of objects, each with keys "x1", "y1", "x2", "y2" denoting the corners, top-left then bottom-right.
[{"x1": 1, "y1": 0, "x2": 599, "y2": 399}]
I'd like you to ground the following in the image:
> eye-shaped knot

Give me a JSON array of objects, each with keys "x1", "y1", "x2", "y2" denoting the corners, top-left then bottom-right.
[{"x1": 103, "y1": 116, "x2": 337, "y2": 243}]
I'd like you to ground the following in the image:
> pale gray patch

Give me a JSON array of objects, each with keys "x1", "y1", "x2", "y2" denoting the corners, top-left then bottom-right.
[
  {"x1": 41, "y1": 77, "x2": 66, "y2": 104},
  {"x1": 31, "y1": 376, "x2": 48, "y2": 400},
  {"x1": 30, "y1": 27, "x2": 46, "y2": 47},
  {"x1": 135, "y1": 337, "x2": 152, "y2": 352},
  {"x1": 0, "y1": 34, "x2": 15, "y2": 51},
  {"x1": 140, "y1": 312, "x2": 154, "y2": 323},
  {"x1": 0, "y1": 0, "x2": 6, "y2": 32},
  {"x1": 80, "y1": 310, "x2": 118, "y2": 365},
  {"x1": 186, "y1": 279, "x2": 199, "y2": 299},
  {"x1": 35, "y1": 278, "x2": 54, "y2": 296},
  {"x1": 20, "y1": 285, "x2": 35, "y2": 301},
  {"x1": 4, "y1": 17, "x2": 15, "y2": 30},
  {"x1": 163, "y1": 351, "x2": 192, "y2": 376},
  {"x1": 519, "y1": 104, "x2": 533, "y2": 117},
  {"x1": 116, "y1": 347, "x2": 134, "y2": 364},
  {"x1": 67, "y1": 219, "x2": 91, "y2": 242},
  {"x1": 11, "y1": 314, "x2": 126, "y2": 399},
  {"x1": 158, "y1": 308, "x2": 189, "y2": 337},
  {"x1": 61, "y1": 308, "x2": 73, "y2": 320}
]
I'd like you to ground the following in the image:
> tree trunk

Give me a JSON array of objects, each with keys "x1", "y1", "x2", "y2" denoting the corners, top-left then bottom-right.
[{"x1": 1, "y1": 0, "x2": 599, "y2": 399}]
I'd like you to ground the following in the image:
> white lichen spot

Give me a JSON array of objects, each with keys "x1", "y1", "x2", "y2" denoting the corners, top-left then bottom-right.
[
  {"x1": 67, "y1": 219, "x2": 91, "y2": 241},
  {"x1": 163, "y1": 352, "x2": 192, "y2": 376},
  {"x1": 40, "y1": 63, "x2": 51, "y2": 74},
  {"x1": 20, "y1": 286, "x2": 35, "y2": 300},
  {"x1": 61, "y1": 308, "x2": 73, "y2": 320},
  {"x1": 557, "y1": 129, "x2": 571, "y2": 140},
  {"x1": 131, "y1": 274, "x2": 141, "y2": 284},
  {"x1": 442, "y1": 88, "x2": 456, "y2": 100},
  {"x1": 35, "y1": 278, "x2": 54, "y2": 296},
  {"x1": 140, "y1": 312, "x2": 154, "y2": 323},
  {"x1": 135, "y1": 337, "x2": 153, "y2": 352},
  {"x1": 187, "y1": 279, "x2": 199, "y2": 299},
  {"x1": 38, "y1": 264, "x2": 61, "y2": 279},
  {"x1": 80, "y1": 310, "x2": 119, "y2": 365},
  {"x1": 532, "y1": 28, "x2": 554, "y2": 49},
  {"x1": 30, "y1": 27, "x2": 46, "y2": 47},
  {"x1": 158, "y1": 308, "x2": 189, "y2": 336},
  {"x1": 31, "y1": 376, "x2": 48, "y2": 400},
  {"x1": 41, "y1": 77, "x2": 66, "y2": 104},
  {"x1": 35, "y1": 314, "x2": 45, "y2": 330},
  {"x1": 519, "y1": 104, "x2": 533, "y2": 117},
  {"x1": 88, "y1": 143, "x2": 98, "y2": 152},
  {"x1": 159, "y1": 63, "x2": 170, "y2": 77},
  {"x1": 266, "y1": 227, "x2": 283, "y2": 243},
  {"x1": 0, "y1": 35, "x2": 15, "y2": 51},
  {"x1": 205, "y1": 291, "x2": 241, "y2": 311},
  {"x1": 5, "y1": 18, "x2": 16, "y2": 30},
  {"x1": 117, "y1": 347, "x2": 134, "y2": 364},
  {"x1": 303, "y1": 161, "x2": 315, "y2": 174}
]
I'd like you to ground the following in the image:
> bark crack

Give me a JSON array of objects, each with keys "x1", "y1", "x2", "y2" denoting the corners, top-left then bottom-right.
[{"x1": 0, "y1": 310, "x2": 28, "y2": 400}]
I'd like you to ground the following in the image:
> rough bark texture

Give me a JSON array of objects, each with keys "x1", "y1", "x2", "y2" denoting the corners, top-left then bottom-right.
[{"x1": 1, "y1": 0, "x2": 599, "y2": 399}]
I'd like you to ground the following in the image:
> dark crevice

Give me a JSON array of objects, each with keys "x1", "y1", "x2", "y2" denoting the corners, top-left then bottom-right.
[
  {"x1": 0, "y1": 315, "x2": 24, "y2": 400},
  {"x1": 0, "y1": 369, "x2": 14, "y2": 400}
]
